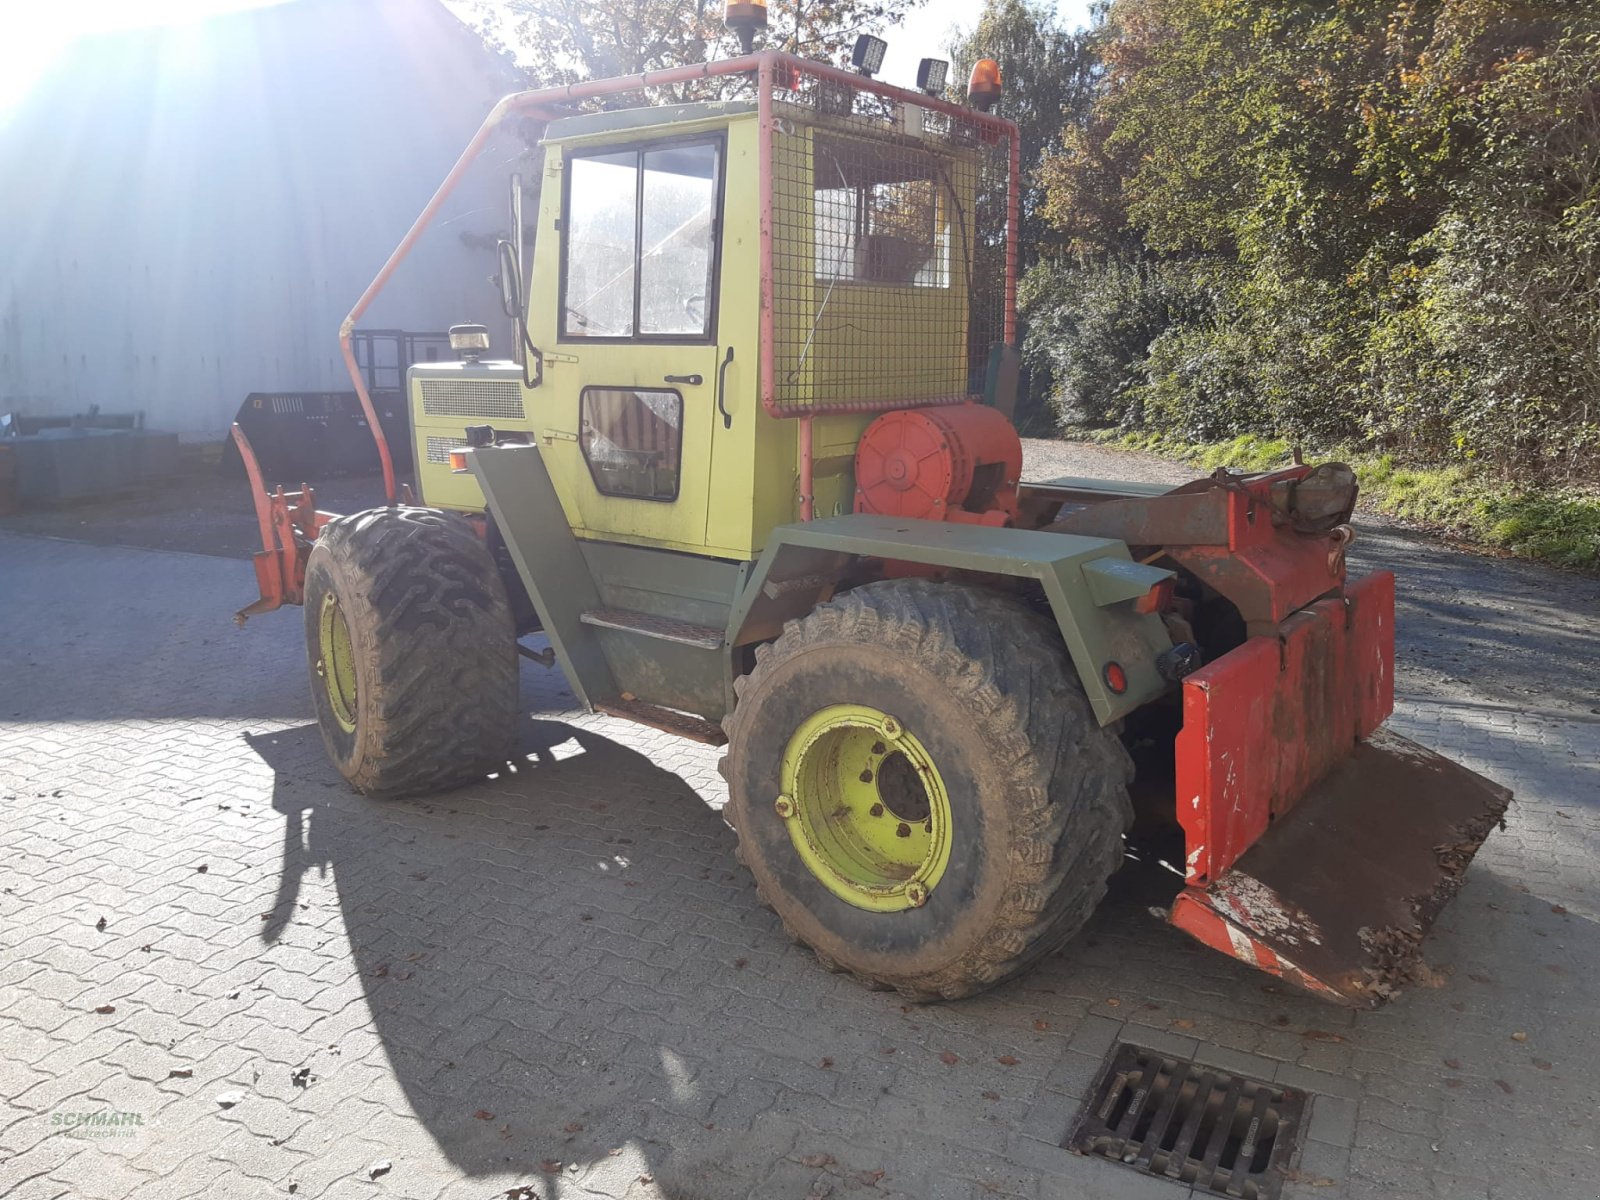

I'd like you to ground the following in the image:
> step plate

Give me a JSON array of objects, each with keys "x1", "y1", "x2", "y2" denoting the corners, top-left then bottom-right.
[
  {"x1": 579, "y1": 607, "x2": 723, "y2": 650},
  {"x1": 1169, "y1": 729, "x2": 1511, "y2": 1007}
]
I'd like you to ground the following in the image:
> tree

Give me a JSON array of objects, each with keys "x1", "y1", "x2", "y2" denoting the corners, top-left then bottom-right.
[
  {"x1": 1028, "y1": 0, "x2": 1600, "y2": 476},
  {"x1": 461, "y1": 0, "x2": 927, "y2": 86},
  {"x1": 941, "y1": 1, "x2": 1098, "y2": 429},
  {"x1": 948, "y1": 0, "x2": 1098, "y2": 257}
]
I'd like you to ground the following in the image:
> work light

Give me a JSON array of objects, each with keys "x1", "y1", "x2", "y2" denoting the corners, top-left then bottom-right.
[
  {"x1": 851, "y1": 34, "x2": 888, "y2": 78},
  {"x1": 916, "y1": 58, "x2": 948, "y2": 96}
]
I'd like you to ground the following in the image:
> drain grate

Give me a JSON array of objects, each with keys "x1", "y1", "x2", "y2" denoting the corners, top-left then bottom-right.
[{"x1": 1066, "y1": 1043, "x2": 1308, "y2": 1199}]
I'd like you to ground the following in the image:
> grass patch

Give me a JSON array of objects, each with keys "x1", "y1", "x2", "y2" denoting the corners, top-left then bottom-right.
[{"x1": 1097, "y1": 430, "x2": 1600, "y2": 571}]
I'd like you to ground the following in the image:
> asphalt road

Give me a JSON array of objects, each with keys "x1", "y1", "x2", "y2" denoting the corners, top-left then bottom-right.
[{"x1": 0, "y1": 466, "x2": 410, "y2": 563}]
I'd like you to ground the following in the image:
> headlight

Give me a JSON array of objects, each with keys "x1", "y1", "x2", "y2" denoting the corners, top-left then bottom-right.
[{"x1": 448, "y1": 324, "x2": 491, "y2": 357}]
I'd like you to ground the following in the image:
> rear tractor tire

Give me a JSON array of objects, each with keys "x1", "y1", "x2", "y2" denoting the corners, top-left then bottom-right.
[
  {"x1": 721, "y1": 579, "x2": 1134, "y2": 1001},
  {"x1": 303, "y1": 506, "x2": 519, "y2": 797}
]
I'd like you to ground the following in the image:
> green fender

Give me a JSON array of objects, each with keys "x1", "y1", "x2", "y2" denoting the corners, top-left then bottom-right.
[{"x1": 728, "y1": 514, "x2": 1175, "y2": 726}]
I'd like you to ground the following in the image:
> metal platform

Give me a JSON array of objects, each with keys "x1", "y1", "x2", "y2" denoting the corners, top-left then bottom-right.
[{"x1": 580, "y1": 608, "x2": 724, "y2": 650}]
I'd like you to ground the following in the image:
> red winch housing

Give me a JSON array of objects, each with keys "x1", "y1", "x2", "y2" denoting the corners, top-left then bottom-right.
[{"x1": 854, "y1": 403, "x2": 1022, "y2": 526}]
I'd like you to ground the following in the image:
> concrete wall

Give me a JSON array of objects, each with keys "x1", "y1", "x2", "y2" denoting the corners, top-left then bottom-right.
[{"x1": 0, "y1": 0, "x2": 525, "y2": 440}]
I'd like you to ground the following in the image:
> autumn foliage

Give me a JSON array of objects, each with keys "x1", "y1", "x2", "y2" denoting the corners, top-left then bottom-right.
[{"x1": 1029, "y1": 0, "x2": 1600, "y2": 479}]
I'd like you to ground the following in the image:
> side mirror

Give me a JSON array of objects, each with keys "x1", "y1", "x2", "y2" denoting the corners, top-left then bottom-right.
[
  {"x1": 502, "y1": 171, "x2": 542, "y2": 389},
  {"x1": 496, "y1": 239, "x2": 522, "y2": 320}
]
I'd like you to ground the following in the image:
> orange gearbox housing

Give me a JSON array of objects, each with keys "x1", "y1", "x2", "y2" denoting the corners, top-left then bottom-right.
[{"x1": 853, "y1": 403, "x2": 1023, "y2": 526}]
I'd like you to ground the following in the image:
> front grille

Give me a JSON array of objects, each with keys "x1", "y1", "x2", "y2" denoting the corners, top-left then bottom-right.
[
  {"x1": 270, "y1": 395, "x2": 304, "y2": 414},
  {"x1": 1067, "y1": 1043, "x2": 1308, "y2": 1200},
  {"x1": 419, "y1": 378, "x2": 525, "y2": 420},
  {"x1": 424, "y1": 435, "x2": 468, "y2": 465}
]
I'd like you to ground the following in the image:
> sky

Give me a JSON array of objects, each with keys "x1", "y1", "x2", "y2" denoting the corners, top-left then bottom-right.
[
  {"x1": 881, "y1": 0, "x2": 1096, "y2": 86},
  {"x1": 0, "y1": 0, "x2": 294, "y2": 114}
]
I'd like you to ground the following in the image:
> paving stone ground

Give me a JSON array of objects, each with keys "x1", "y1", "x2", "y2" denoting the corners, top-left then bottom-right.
[{"x1": 2, "y1": 443, "x2": 1598, "y2": 1200}]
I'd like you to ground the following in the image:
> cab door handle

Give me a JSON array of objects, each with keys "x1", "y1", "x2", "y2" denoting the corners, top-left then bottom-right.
[
  {"x1": 715, "y1": 347, "x2": 736, "y2": 429},
  {"x1": 664, "y1": 374, "x2": 703, "y2": 386}
]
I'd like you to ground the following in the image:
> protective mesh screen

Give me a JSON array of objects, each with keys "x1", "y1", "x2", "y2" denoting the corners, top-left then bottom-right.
[{"x1": 768, "y1": 73, "x2": 1012, "y2": 417}]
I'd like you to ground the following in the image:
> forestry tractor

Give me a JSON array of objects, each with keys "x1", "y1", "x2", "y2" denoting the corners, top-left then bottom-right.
[{"x1": 233, "y1": 38, "x2": 1508, "y2": 1007}]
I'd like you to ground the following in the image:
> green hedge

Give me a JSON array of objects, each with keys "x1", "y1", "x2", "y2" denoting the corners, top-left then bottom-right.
[{"x1": 1029, "y1": 4, "x2": 1600, "y2": 485}]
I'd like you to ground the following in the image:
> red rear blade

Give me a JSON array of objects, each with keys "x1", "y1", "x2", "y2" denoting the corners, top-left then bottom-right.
[{"x1": 1169, "y1": 729, "x2": 1510, "y2": 1006}]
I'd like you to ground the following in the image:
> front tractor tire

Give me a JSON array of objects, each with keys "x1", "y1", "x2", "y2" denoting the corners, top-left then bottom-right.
[
  {"x1": 721, "y1": 580, "x2": 1134, "y2": 1001},
  {"x1": 303, "y1": 506, "x2": 518, "y2": 797}
]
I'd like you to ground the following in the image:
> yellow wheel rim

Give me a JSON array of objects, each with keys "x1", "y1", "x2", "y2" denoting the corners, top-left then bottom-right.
[
  {"x1": 316, "y1": 592, "x2": 359, "y2": 733},
  {"x1": 778, "y1": 704, "x2": 952, "y2": 913}
]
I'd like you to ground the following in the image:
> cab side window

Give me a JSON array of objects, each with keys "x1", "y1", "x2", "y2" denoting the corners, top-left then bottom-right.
[{"x1": 563, "y1": 140, "x2": 722, "y2": 341}]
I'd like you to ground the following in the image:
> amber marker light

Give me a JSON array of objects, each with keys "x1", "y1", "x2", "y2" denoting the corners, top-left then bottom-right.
[
  {"x1": 968, "y1": 58, "x2": 1003, "y2": 112},
  {"x1": 449, "y1": 449, "x2": 471, "y2": 474},
  {"x1": 725, "y1": 0, "x2": 767, "y2": 54},
  {"x1": 1134, "y1": 577, "x2": 1175, "y2": 615}
]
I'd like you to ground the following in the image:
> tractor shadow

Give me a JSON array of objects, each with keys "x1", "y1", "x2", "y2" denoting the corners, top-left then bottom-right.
[
  {"x1": 244, "y1": 714, "x2": 819, "y2": 1198},
  {"x1": 241, "y1": 712, "x2": 1215, "y2": 1197}
]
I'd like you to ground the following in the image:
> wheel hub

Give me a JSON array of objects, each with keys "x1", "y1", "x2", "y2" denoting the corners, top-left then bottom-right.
[
  {"x1": 317, "y1": 592, "x2": 359, "y2": 733},
  {"x1": 778, "y1": 704, "x2": 951, "y2": 912}
]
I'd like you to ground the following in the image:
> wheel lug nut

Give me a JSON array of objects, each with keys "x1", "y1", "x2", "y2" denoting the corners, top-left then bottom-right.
[
  {"x1": 872, "y1": 741, "x2": 886, "y2": 755},
  {"x1": 859, "y1": 769, "x2": 874, "y2": 783},
  {"x1": 774, "y1": 794, "x2": 794, "y2": 819},
  {"x1": 869, "y1": 803, "x2": 884, "y2": 818},
  {"x1": 924, "y1": 821, "x2": 932, "y2": 833},
  {"x1": 895, "y1": 822, "x2": 911, "y2": 838}
]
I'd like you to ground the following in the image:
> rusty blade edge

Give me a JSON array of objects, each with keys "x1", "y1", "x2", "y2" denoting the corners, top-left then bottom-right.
[{"x1": 1343, "y1": 787, "x2": 1514, "y2": 1005}]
